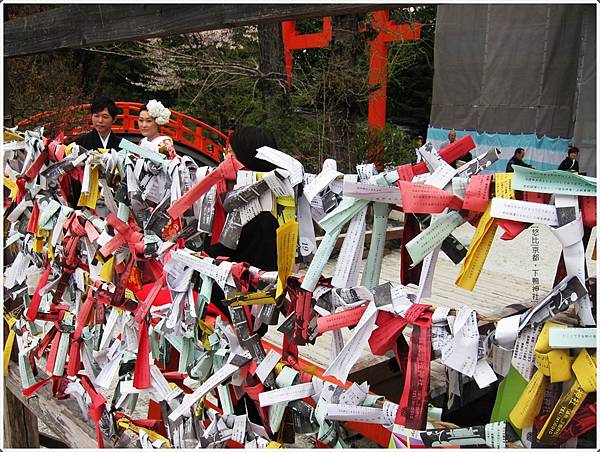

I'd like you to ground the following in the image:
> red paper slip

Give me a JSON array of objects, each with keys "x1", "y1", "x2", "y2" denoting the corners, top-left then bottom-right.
[
  {"x1": 398, "y1": 181, "x2": 463, "y2": 213},
  {"x1": 317, "y1": 305, "x2": 367, "y2": 334},
  {"x1": 463, "y1": 175, "x2": 492, "y2": 213}
]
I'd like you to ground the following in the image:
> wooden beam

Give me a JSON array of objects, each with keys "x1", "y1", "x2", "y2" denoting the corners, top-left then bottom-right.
[
  {"x1": 4, "y1": 4, "x2": 395, "y2": 58},
  {"x1": 4, "y1": 389, "x2": 40, "y2": 448},
  {"x1": 5, "y1": 366, "x2": 98, "y2": 448}
]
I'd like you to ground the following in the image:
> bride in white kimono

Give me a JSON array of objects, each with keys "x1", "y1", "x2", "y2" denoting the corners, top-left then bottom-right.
[{"x1": 137, "y1": 99, "x2": 174, "y2": 156}]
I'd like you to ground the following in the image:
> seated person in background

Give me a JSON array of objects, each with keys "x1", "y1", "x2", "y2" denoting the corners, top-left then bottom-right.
[
  {"x1": 74, "y1": 96, "x2": 121, "y2": 150},
  {"x1": 558, "y1": 146, "x2": 580, "y2": 172},
  {"x1": 441, "y1": 129, "x2": 473, "y2": 167},
  {"x1": 414, "y1": 135, "x2": 424, "y2": 163},
  {"x1": 439, "y1": 129, "x2": 456, "y2": 150},
  {"x1": 506, "y1": 147, "x2": 533, "y2": 172}
]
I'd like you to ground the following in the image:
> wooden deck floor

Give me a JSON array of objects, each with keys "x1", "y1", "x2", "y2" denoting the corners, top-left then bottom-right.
[{"x1": 264, "y1": 223, "x2": 597, "y2": 397}]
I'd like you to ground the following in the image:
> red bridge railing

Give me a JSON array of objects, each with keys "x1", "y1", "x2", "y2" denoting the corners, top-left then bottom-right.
[{"x1": 17, "y1": 101, "x2": 228, "y2": 162}]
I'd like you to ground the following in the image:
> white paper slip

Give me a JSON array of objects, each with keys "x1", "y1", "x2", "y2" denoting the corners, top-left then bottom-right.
[
  {"x1": 473, "y1": 359, "x2": 498, "y2": 389},
  {"x1": 255, "y1": 349, "x2": 281, "y2": 384},
  {"x1": 7, "y1": 199, "x2": 33, "y2": 222},
  {"x1": 338, "y1": 382, "x2": 368, "y2": 406},
  {"x1": 297, "y1": 193, "x2": 317, "y2": 257},
  {"x1": 231, "y1": 414, "x2": 247, "y2": 444},
  {"x1": 258, "y1": 382, "x2": 315, "y2": 407},
  {"x1": 304, "y1": 168, "x2": 342, "y2": 202},
  {"x1": 342, "y1": 181, "x2": 403, "y2": 205},
  {"x1": 494, "y1": 315, "x2": 521, "y2": 350},
  {"x1": 168, "y1": 362, "x2": 240, "y2": 421},
  {"x1": 511, "y1": 326, "x2": 542, "y2": 381},
  {"x1": 256, "y1": 146, "x2": 303, "y2": 186},
  {"x1": 171, "y1": 250, "x2": 217, "y2": 280},
  {"x1": 4, "y1": 251, "x2": 31, "y2": 289},
  {"x1": 119, "y1": 379, "x2": 145, "y2": 394},
  {"x1": 325, "y1": 404, "x2": 386, "y2": 424},
  {"x1": 441, "y1": 307, "x2": 479, "y2": 377},
  {"x1": 426, "y1": 161, "x2": 456, "y2": 189},
  {"x1": 323, "y1": 301, "x2": 378, "y2": 383},
  {"x1": 549, "y1": 327, "x2": 596, "y2": 348},
  {"x1": 331, "y1": 206, "x2": 367, "y2": 288},
  {"x1": 490, "y1": 198, "x2": 559, "y2": 226}
]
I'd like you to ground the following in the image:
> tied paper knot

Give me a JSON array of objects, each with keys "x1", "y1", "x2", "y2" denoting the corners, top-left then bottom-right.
[
  {"x1": 509, "y1": 321, "x2": 589, "y2": 434},
  {"x1": 49, "y1": 213, "x2": 88, "y2": 306},
  {"x1": 369, "y1": 303, "x2": 431, "y2": 358},
  {"x1": 369, "y1": 303, "x2": 433, "y2": 430},
  {"x1": 167, "y1": 155, "x2": 243, "y2": 220},
  {"x1": 100, "y1": 213, "x2": 145, "y2": 259},
  {"x1": 231, "y1": 262, "x2": 252, "y2": 293},
  {"x1": 47, "y1": 131, "x2": 66, "y2": 161}
]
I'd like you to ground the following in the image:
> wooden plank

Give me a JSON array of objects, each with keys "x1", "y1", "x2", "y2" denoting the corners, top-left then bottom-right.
[
  {"x1": 4, "y1": 389, "x2": 40, "y2": 448},
  {"x1": 5, "y1": 4, "x2": 396, "y2": 58},
  {"x1": 316, "y1": 226, "x2": 403, "y2": 250},
  {"x1": 4, "y1": 366, "x2": 98, "y2": 448}
]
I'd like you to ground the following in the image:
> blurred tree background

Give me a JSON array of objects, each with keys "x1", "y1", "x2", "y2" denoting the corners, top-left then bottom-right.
[{"x1": 5, "y1": 5, "x2": 436, "y2": 172}]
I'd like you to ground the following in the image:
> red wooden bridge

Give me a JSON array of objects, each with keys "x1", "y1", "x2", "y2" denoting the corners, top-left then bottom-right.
[{"x1": 17, "y1": 101, "x2": 228, "y2": 164}]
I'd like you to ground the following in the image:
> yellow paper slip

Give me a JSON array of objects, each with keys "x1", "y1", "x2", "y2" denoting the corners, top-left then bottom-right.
[
  {"x1": 3, "y1": 315, "x2": 17, "y2": 375},
  {"x1": 4, "y1": 130, "x2": 23, "y2": 141},
  {"x1": 3, "y1": 176, "x2": 18, "y2": 201},
  {"x1": 99, "y1": 256, "x2": 115, "y2": 283},
  {"x1": 116, "y1": 418, "x2": 171, "y2": 448},
  {"x1": 509, "y1": 321, "x2": 573, "y2": 429},
  {"x1": 33, "y1": 229, "x2": 48, "y2": 254},
  {"x1": 533, "y1": 322, "x2": 571, "y2": 383},
  {"x1": 276, "y1": 220, "x2": 298, "y2": 298},
  {"x1": 571, "y1": 348, "x2": 596, "y2": 393},
  {"x1": 228, "y1": 291, "x2": 276, "y2": 307},
  {"x1": 495, "y1": 173, "x2": 516, "y2": 199},
  {"x1": 78, "y1": 166, "x2": 101, "y2": 209},
  {"x1": 275, "y1": 196, "x2": 296, "y2": 225},
  {"x1": 455, "y1": 205, "x2": 497, "y2": 291},
  {"x1": 509, "y1": 368, "x2": 546, "y2": 429},
  {"x1": 536, "y1": 379, "x2": 587, "y2": 442}
]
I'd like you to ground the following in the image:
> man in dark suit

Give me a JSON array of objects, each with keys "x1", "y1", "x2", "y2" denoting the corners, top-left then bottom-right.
[
  {"x1": 506, "y1": 147, "x2": 534, "y2": 172},
  {"x1": 74, "y1": 96, "x2": 121, "y2": 150}
]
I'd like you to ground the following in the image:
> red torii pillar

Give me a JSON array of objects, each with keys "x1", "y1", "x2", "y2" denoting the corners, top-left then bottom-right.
[
  {"x1": 367, "y1": 11, "x2": 421, "y2": 166},
  {"x1": 282, "y1": 10, "x2": 421, "y2": 167},
  {"x1": 282, "y1": 17, "x2": 332, "y2": 87}
]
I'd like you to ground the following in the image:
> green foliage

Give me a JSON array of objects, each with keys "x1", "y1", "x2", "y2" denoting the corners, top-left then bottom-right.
[{"x1": 352, "y1": 123, "x2": 420, "y2": 168}]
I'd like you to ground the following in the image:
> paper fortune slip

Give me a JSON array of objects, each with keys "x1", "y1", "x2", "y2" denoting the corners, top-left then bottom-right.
[{"x1": 3, "y1": 124, "x2": 597, "y2": 450}]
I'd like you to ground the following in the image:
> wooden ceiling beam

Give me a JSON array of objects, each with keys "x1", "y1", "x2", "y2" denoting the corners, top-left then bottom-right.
[{"x1": 4, "y1": 3, "x2": 397, "y2": 58}]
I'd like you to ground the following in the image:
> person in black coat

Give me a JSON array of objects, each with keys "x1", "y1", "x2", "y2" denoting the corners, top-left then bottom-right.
[
  {"x1": 506, "y1": 147, "x2": 533, "y2": 172},
  {"x1": 205, "y1": 127, "x2": 280, "y2": 280},
  {"x1": 74, "y1": 96, "x2": 121, "y2": 150},
  {"x1": 204, "y1": 127, "x2": 281, "y2": 426},
  {"x1": 558, "y1": 146, "x2": 580, "y2": 172}
]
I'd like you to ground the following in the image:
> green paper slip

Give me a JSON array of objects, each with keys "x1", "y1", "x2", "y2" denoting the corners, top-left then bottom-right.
[
  {"x1": 406, "y1": 210, "x2": 465, "y2": 265},
  {"x1": 119, "y1": 138, "x2": 168, "y2": 167},
  {"x1": 301, "y1": 225, "x2": 343, "y2": 292},
  {"x1": 361, "y1": 202, "x2": 390, "y2": 289},
  {"x1": 490, "y1": 366, "x2": 528, "y2": 436},
  {"x1": 512, "y1": 165, "x2": 596, "y2": 196},
  {"x1": 319, "y1": 197, "x2": 369, "y2": 233}
]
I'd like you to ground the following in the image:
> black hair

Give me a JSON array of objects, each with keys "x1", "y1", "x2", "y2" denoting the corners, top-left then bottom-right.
[
  {"x1": 229, "y1": 127, "x2": 278, "y2": 172},
  {"x1": 90, "y1": 96, "x2": 119, "y2": 119},
  {"x1": 568, "y1": 146, "x2": 579, "y2": 154},
  {"x1": 514, "y1": 147, "x2": 525, "y2": 156},
  {"x1": 139, "y1": 99, "x2": 153, "y2": 113}
]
